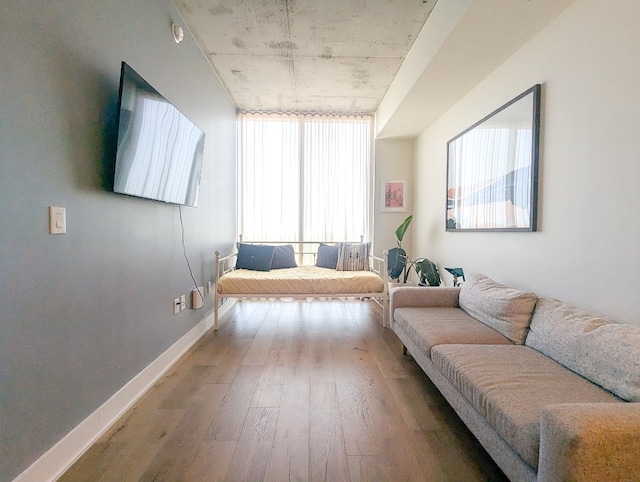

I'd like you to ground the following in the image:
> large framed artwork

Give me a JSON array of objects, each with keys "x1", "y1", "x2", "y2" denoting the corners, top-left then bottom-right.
[
  {"x1": 381, "y1": 180, "x2": 407, "y2": 212},
  {"x1": 446, "y1": 84, "x2": 541, "y2": 231}
]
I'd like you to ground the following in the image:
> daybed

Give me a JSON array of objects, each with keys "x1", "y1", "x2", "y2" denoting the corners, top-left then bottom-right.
[
  {"x1": 390, "y1": 273, "x2": 640, "y2": 482},
  {"x1": 214, "y1": 239, "x2": 387, "y2": 329}
]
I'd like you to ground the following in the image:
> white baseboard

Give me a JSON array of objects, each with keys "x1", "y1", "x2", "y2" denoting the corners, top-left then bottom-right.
[{"x1": 14, "y1": 300, "x2": 236, "y2": 482}]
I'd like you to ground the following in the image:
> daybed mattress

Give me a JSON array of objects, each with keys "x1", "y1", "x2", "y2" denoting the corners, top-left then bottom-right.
[{"x1": 217, "y1": 265, "x2": 384, "y2": 295}]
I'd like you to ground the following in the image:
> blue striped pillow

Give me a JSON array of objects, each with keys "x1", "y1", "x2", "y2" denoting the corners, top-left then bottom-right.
[{"x1": 336, "y1": 242, "x2": 370, "y2": 271}]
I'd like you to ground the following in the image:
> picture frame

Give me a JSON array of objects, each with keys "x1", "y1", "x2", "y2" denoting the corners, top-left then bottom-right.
[
  {"x1": 381, "y1": 180, "x2": 407, "y2": 212},
  {"x1": 446, "y1": 84, "x2": 541, "y2": 231}
]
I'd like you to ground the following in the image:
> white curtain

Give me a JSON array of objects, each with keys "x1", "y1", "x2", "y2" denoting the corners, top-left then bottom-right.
[{"x1": 237, "y1": 112, "x2": 373, "y2": 242}]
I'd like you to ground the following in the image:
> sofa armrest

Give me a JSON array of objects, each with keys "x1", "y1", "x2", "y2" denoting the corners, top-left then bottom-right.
[
  {"x1": 538, "y1": 403, "x2": 640, "y2": 482},
  {"x1": 389, "y1": 287, "x2": 461, "y2": 329}
]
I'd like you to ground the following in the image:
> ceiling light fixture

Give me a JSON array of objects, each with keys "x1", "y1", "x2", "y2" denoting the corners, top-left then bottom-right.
[{"x1": 172, "y1": 23, "x2": 184, "y2": 44}]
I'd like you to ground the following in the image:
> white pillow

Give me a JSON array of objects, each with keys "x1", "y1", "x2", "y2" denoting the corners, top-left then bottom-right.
[{"x1": 336, "y1": 242, "x2": 370, "y2": 271}]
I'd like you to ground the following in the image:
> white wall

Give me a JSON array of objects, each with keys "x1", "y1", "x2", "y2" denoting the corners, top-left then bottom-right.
[
  {"x1": 413, "y1": 0, "x2": 640, "y2": 325},
  {"x1": 373, "y1": 138, "x2": 414, "y2": 258}
]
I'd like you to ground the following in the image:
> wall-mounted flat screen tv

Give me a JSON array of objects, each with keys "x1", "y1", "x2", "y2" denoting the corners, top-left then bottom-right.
[{"x1": 113, "y1": 62, "x2": 205, "y2": 207}]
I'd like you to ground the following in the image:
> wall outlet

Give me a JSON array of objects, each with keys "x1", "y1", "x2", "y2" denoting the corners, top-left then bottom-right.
[
  {"x1": 173, "y1": 297, "x2": 181, "y2": 315},
  {"x1": 206, "y1": 281, "x2": 212, "y2": 294},
  {"x1": 180, "y1": 294, "x2": 186, "y2": 311}
]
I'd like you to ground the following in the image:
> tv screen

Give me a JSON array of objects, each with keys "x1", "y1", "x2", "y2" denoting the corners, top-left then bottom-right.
[{"x1": 113, "y1": 62, "x2": 205, "y2": 207}]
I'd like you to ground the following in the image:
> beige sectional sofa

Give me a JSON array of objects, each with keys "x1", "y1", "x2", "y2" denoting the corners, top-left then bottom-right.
[{"x1": 389, "y1": 274, "x2": 640, "y2": 482}]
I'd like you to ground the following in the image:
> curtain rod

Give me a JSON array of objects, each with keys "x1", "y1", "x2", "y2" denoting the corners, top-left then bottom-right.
[{"x1": 237, "y1": 109, "x2": 374, "y2": 118}]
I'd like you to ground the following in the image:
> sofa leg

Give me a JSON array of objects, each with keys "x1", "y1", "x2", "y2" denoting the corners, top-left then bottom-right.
[{"x1": 402, "y1": 344, "x2": 408, "y2": 356}]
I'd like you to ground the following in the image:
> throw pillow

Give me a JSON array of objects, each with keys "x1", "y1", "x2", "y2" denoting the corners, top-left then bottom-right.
[
  {"x1": 336, "y1": 242, "x2": 370, "y2": 271},
  {"x1": 270, "y1": 244, "x2": 297, "y2": 269},
  {"x1": 459, "y1": 273, "x2": 538, "y2": 344},
  {"x1": 526, "y1": 297, "x2": 640, "y2": 402},
  {"x1": 316, "y1": 243, "x2": 341, "y2": 269},
  {"x1": 235, "y1": 243, "x2": 275, "y2": 271}
]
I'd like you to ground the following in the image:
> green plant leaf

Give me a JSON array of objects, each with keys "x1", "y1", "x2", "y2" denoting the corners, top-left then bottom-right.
[
  {"x1": 387, "y1": 247, "x2": 407, "y2": 281},
  {"x1": 417, "y1": 259, "x2": 441, "y2": 286},
  {"x1": 395, "y1": 215, "x2": 413, "y2": 246}
]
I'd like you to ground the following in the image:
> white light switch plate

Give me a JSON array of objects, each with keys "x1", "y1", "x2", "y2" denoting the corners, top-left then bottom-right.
[{"x1": 49, "y1": 206, "x2": 66, "y2": 234}]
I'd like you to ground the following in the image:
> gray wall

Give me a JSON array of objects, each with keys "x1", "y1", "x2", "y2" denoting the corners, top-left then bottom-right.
[
  {"x1": 411, "y1": 0, "x2": 640, "y2": 325},
  {"x1": 0, "y1": 1, "x2": 237, "y2": 479}
]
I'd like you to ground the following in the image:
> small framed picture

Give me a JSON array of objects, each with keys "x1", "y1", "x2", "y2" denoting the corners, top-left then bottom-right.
[{"x1": 381, "y1": 180, "x2": 407, "y2": 212}]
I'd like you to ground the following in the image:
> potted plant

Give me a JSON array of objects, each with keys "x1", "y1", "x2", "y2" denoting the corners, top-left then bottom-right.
[{"x1": 387, "y1": 215, "x2": 441, "y2": 286}]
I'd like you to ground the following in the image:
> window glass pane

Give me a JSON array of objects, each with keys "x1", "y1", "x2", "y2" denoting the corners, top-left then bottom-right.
[{"x1": 237, "y1": 113, "x2": 372, "y2": 245}]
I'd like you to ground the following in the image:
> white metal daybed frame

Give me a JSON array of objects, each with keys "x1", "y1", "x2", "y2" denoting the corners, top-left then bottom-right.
[{"x1": 213, "y1": 237, "x2": 388, "y2": 330}]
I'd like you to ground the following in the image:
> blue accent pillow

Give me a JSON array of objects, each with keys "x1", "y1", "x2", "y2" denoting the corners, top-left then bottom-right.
[
  {"x1": 315, "y1": 243, "x2": 341, "y2": 269},
  {"x1": 236, "y1": 243, "x2": 275, "y2": 271},
  {"x1": 271, "y1": 244, "x2": 297, "y2": 269}
]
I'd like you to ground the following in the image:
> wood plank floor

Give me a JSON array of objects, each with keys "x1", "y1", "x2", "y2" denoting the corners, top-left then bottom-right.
[{"x1": 60, "y1": 300, "x2": 508, "y2": 482}]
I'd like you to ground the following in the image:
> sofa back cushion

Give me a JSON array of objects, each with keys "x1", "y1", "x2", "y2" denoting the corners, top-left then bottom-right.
[
  {"x1": 526, "y1": 297, "x2": 640, "y2": 402},
  {"x1": 459, "y1": 274, "x2": 538, "y2": 344}
]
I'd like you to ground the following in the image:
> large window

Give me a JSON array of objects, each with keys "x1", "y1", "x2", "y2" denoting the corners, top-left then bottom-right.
[{"x1": 237, "y1": 112, "x2": 373, "y2": 243}]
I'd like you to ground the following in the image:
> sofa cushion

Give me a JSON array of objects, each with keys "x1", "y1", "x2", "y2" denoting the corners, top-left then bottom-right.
[
  {"x1": 526, "y1": 298, "x2": 640, "y2": 402},
  {"x1": 459, "y1": 274, "x2": 538, "y2": 344},
  {"x1": 431, "y1": 344, "x2": 621, "y2": 469},
  {"x1": 393, "y1": 307, "x2": 512, "y2": 357}
]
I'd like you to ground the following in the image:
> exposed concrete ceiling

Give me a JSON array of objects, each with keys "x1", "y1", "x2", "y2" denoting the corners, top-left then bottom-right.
[
  {"x1": 176, "y1": 0, "x2": 438, "y2": 113},
  {"x1": 175, "y1": 0, "x2": 579, "y2": 136}
]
